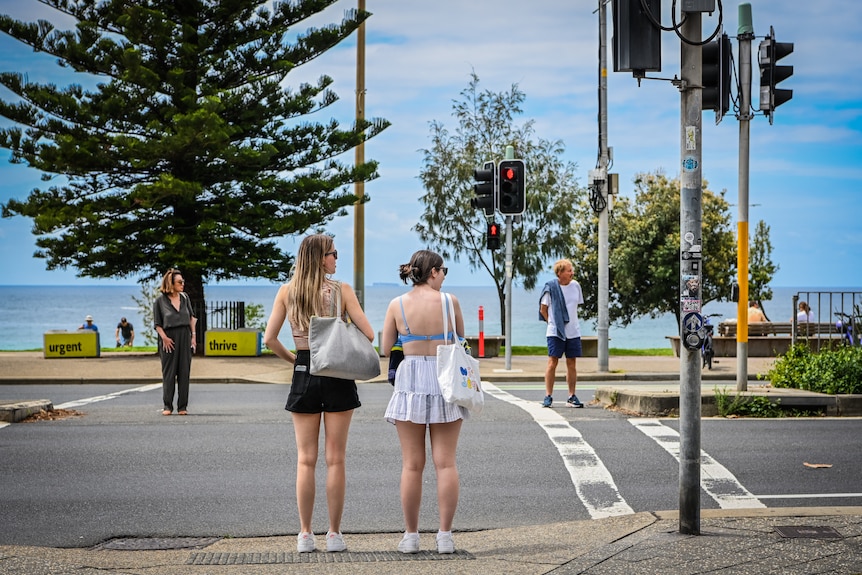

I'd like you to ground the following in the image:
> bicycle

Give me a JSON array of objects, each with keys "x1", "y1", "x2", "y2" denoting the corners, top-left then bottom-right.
[
  {"x1": 701, "y1": 316, "x2": 716, "y2": 370},
  {"x1": 834, "y1": 311, "x2": 858, "y2": 346}
]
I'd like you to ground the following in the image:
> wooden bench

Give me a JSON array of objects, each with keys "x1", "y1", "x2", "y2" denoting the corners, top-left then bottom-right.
[
  {"x1": 666, "y1": 335, "x2": 792, "y2": 357},
  {"x1": 461, "y1": 335, "x2": 602, "y2": 358},
  {"x1": 717, "y1": 321, "x2": 836, "y2": 338}
]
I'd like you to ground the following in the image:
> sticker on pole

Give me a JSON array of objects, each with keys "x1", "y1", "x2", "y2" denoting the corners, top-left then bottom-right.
[{"x1": 683, "y1": 313, "x2": 704, "y2": 333}]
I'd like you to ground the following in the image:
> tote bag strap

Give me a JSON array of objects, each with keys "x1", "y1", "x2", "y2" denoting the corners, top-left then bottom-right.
[
  {"x1": 328, "y1": 280, "x2": 343, "y2": 318},
  {"x1": 440, "y1": 292, "x2": 449, "y2": 344},
  {"x1": 440, "y1": 292, "x2": 457, "y2": 344}
]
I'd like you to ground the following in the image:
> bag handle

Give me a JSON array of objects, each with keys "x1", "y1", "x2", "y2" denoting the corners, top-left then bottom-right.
[
  {"x1": 440, "y1": 292, "x2": 457, "y2": 344},
  {"x1": 328, "y1": 280, "x2": 344, "y2": 320}
]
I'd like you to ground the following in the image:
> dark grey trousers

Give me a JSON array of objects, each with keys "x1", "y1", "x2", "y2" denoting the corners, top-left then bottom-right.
[{"x1": 160, "y1": 326, "x2": 192, "y2": 411}]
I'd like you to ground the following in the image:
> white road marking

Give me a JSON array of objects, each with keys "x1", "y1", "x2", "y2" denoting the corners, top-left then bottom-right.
[
  {"x1": 483, "y1": 382, "x2": 634, "y2": 519},
  {"x1": 56, "y1": 383, "x2": 162, "y2": 409},
  {"x1": 629, "y1": 418, "x2": 766, "y2": 509},
  {"x1": 754, "y1": 493, "x2": 862, "y2": 499},
  {"x1": 0, "y1": 422, "x2": 9, "y2": 430}
]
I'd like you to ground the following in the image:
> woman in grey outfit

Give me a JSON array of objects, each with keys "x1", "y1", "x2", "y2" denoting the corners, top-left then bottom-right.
[{"x1": 153, "y1": 268, "x2": 197, "y2": 415}]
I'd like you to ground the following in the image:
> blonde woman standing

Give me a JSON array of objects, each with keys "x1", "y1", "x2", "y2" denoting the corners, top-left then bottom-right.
[{"x1": 264, "y1": 234, "x2": 374, "y2": 553}]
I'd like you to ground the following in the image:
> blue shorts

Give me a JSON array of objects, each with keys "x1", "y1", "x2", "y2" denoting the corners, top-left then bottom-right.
[
  {"x1": 547, "y1": 336, "x2": 582, "y2": 359},
  {"x1": 285, "y1": 350, "x2": 361, "y2": 413}
]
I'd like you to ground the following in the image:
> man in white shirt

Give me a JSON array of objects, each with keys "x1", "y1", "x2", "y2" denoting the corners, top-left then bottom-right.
[{"x1": 538, "y1": 259, "x2": 585, "y2": 408}]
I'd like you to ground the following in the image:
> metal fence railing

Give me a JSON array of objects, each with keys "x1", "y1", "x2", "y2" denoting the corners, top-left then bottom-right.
[
  {"x1": 201, "y1": 301, "x2": 247, "y2": 330},
  {"x1": 190, "y1": 300, "x2": 247, "y2": 352},
  {"x1": 792, "y1": 291, "x2": 861, "y2": 348}
]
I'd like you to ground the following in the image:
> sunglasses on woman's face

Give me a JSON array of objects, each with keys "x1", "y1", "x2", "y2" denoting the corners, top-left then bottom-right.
[{"x1": 325, "y1": 250, "x2": 338, "y2": 259}]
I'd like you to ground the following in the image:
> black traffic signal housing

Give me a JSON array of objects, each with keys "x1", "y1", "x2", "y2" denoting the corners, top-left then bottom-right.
[
  {"x1": 471, "y1": 160, "x2": 496, "y2": 216},
  {"x1": 702, "y1": 33, "x2": 732, "y2": 122},
  {"x1": 487, "y1": 221, "x2": 501, "y2": 251},
  {"x1": 612, "y1": 0, "x2": 662, "y2": 78},
  {"x1": 759, "y1": 26, "x2": 793, "y2": 124},
  {"x1": 498, "y1": 159, "x2": 525, "y2": 215}
]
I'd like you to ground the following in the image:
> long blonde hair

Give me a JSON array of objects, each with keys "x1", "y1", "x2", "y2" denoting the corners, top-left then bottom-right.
[{"x1": 285, "y1": 234, "x2": 335, "y2": 332}]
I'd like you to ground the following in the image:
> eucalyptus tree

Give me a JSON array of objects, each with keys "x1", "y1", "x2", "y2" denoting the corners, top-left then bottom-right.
[
  {"x1": 573, "y1": 171, "x2": 738, "y2": 327},
  {"x1": 416, "y1": 73, "x2": 584, "y2": 333},
  {"x1": 749, "y1": 219, "x2": 779, "y2": 320}
]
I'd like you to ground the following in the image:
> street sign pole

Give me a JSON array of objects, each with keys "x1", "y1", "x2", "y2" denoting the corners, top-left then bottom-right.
[{"x1": 679, "y1": 10, "x2": 703, "y2": 536}]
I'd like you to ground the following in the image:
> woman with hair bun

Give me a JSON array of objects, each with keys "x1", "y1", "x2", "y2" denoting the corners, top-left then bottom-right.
[{"x1": 380, "y1": 249, "x2": 467, "y2": 555}]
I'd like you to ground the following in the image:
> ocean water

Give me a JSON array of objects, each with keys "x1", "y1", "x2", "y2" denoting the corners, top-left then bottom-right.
[{"x1": 0, "y1": 284, "x2": 857, "y2": 352}]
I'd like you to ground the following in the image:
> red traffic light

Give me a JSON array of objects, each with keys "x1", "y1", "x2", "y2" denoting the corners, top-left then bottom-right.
[
  {"x1": 487, "y1": 221, "x2": 501, "y2": 250},
  {"x1": 498, "y1": 159, "x2": 525, "y2": 215}
]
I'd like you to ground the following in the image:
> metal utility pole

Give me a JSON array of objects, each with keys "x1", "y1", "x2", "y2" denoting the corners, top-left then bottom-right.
[
  {"x1": 597, "y1": 0, "x2": 610, "y2": 372},
  {"x1": 504, "y1": 145, "x2": 514, "y2": 371},
  {"x1": 353, "y1": 0, "x2": 367, "y2": 307},
  {"x1": 736, "y1": 3, "x2": 754, "y2": 391},
  {"x1": 678, "y1": 10, "x2": 703, "y2": 536}
]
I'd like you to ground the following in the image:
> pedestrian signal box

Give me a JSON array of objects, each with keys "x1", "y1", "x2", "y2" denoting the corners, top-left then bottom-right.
[{"x1": 487, "y1": 221, "x2": 501, "y2": 250}]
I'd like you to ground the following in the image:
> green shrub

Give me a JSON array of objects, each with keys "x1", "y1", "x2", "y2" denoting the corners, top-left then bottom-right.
[{"x1": 764, "y1": 344, "x2": 862, "y2": 394}]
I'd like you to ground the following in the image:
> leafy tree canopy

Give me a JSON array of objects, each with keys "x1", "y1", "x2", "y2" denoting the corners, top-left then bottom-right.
[
  {"x1": 416, "y1": 72, "x2": 585, "y2": 332},
  {"x1": 0, "y1": 0, "x2": 388, "y2": 301},
  {"x1": 573, "y1": 171, "x2": 738, "y2": 327}
]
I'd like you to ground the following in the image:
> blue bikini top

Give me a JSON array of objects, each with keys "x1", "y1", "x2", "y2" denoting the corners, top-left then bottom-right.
[{"x1": 397, "y1": 296, "x2": 456, "y2": 344}]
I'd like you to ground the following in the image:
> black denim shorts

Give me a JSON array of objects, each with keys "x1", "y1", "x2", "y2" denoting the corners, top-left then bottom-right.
[{"x1": 285, "y1": 350, "x2": 361, "y2": 413}]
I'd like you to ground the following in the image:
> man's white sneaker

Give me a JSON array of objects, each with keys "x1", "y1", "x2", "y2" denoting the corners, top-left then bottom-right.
[
  {"x1": 297, "y1": 531, "x2": 316, "y2": 553},
  {"x1": 398, "y1": 532, "x2": 420, "y2": 554},
  {"x1": 436, "y1": 531, "x2": 455, "y2": 554},
  {"x1": 325, "y1": 531, "x2": 347, "y2": 552}
]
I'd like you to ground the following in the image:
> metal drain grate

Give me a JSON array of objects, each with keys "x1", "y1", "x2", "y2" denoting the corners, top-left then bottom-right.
[
  {"x1": 775, "y1": 526, "x2": 843, "y2": 539},
  {"x1": 94, "y1": 537, "x2": 222, "y2": 551},
  {"x1": 187, "y1": 550, "x2": 475, "y2": 565}
]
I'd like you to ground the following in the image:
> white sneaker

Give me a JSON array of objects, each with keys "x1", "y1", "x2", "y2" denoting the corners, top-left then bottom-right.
[
  {"x1": 436, "y1": 531, "x2": 455, "y2": 554},
  {"x1": 398, "y1": 532, "x2": 420, "y2": 554},
  {"x1": 297, "y1": 531, "x2": 316, "y2": 553},
  {"x1": 325, "y1": 531, "x2": 347, "y2": 552}
]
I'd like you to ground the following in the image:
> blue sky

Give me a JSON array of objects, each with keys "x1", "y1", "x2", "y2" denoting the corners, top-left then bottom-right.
[{"x1": 0, "y1": 0, "x2": 860, "y2": 289}]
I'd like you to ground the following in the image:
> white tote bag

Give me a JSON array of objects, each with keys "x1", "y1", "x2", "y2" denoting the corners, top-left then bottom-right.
[{"x1": 436, "y1": 292, "x2": 484, "y2": 413}]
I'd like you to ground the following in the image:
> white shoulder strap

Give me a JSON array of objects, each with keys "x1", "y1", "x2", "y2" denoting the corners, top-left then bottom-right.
[{"x1": 440, "y1": 292, "x2": 456, "y2": 344}]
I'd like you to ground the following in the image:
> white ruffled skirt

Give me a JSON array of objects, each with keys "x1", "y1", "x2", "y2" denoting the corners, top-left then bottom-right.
[{"x1": 384, "y1": 355, "x2": 469, "y2": 425}]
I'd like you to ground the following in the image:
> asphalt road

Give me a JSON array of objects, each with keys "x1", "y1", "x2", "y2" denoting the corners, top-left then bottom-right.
[{"x1": 1, "y1": 381, "x2": 859, "y2": 548}]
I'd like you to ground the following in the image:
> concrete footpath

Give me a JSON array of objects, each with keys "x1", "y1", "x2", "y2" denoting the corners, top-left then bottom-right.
[{"x1": 1, "y1": 352, "x2": 861, "y2": 574}]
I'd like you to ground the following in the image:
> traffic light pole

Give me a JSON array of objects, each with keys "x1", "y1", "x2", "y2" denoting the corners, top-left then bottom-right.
[
  {"x1": 737, "y1": 4, "x2": 754, "y2": 391},
  {"x1": 503, "y1": 146, "x2": 515, "y2": 371},
  {"x1": 504, "y1": 214, "x2": 513, "y2": 370},
  {"x1": 678, "y1": 10, "x2": 702, "y2": 536}
]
